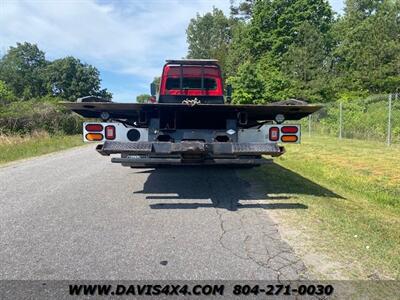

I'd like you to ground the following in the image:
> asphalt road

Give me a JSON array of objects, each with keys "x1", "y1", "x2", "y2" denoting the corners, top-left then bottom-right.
[{"x1": 0, "y1": 145, "x2": 307, "y2": 280}]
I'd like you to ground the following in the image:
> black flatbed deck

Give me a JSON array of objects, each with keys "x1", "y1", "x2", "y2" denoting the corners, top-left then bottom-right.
[{"x1": 63, "y1": 102, "x2": 322, "y2": 121}]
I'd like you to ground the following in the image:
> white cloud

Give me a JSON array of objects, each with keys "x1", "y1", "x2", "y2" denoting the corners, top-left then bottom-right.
[{"x1": 0, "y1": 0, "x2": 230, "y2": 80}]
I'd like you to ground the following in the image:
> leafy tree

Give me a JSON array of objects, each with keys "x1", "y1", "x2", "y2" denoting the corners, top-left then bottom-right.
[
  {"x1": 283, "y1": 23, "x2": 326, "y2": 82},
  {"x1": 228, "y1": 61, "x2": 265, "y2": 104},
  {"x1": 152, "y1": 76, "x2": 161, "y2": 92},
  {"x1": 0, "y1": 42, "x2": 48, "y2": 99},
  {"x1": 229, "y1": 55, "x2": 294, "y2": 103},
  {"x1": 344, "y1": 0, "x2": 385, "y2": 22},
  {"x1": 136, "y1": 94, "x2": 152, "y2": 103},
  {"x1": 282, "y1": 22, "x2": 334, "y2": 102},
  {"x1": 248, "y1": 0, "x2": 334, "y2": 59},
  {"x1": 0, "y1": 80, "x2": 16, "y2": 104},
  {"x1": 226, "y1": 0, "x2": 336, "y2": 103},
  {"x1": 257, "y1": 54, "x2": 294, "y2": 102},
  {"x1": 44, "y1": 56, "x2": 111, "y2": 101},
  {"x1": 0, "y1": 43, "x2": 112, "y2": 101},
  {"x1": 186, "y1": 7, "x2": 232, "y2": 72},
  {"x1": 224, "y1": 20, "x2": 251, "y2": 76},
  {"x1": 332, "y1": 0, "x2": 400, "y2": 93},
  {"x1": 230, "y1": 0, "x2": 255, "y2": 20}
]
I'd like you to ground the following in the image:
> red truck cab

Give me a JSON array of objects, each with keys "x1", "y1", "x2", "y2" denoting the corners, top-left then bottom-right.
[{"x1": 153, "y1": 59, "x2": 226, "y2": 104}]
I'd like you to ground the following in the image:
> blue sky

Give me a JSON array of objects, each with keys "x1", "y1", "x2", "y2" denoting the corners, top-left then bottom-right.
[{"x1": 1, "y1": 0, "x2": 344, "y2": 102}]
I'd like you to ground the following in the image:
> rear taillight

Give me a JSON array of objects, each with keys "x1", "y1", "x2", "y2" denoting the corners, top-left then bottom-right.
[
  {"x1": 281, "y1": 126, "x2": 298, "y2": 133},
  {"x1": 281, "y1": 135, "x2": 298, "y2": 142},
  {"x1": 85, "y1": 124, "x2": 103, "y2": 132},
  {"x1": 105, "y1": 125, "x2": 116, "y2": 140},
  {"x1": 86, "y1": 133, "x2": 103, "y2": 141},
  {"x1": 269, "y1": 127, "x2": 280, "y2": 141}
]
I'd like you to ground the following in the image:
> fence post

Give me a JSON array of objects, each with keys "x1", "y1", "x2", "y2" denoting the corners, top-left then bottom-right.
[
  {"x1": 308, "y1": 115, "x2": 311, "y2": 137},
  {"x1": 387, "y1": 94, "x2": 392, "y2": 146},
  {"x1": 339, "y1": 101, "x2": 343, "y2": 139}
]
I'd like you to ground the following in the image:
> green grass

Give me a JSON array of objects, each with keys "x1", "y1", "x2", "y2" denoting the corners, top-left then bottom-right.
[
  {"x1": 0, "y1": 133, "x2": 84, "y2": 164},
  {"x1": 241, "y1": 136, "x2": 400, "y2": 279}
]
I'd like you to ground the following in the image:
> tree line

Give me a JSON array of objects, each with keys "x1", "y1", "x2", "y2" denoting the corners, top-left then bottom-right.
[
  {"x1": 0, "y1": 42, "x2": 111, "y2": 103},
  {"x1": 0, "y1": 42, "x2": 111, "y2": 135},
  {"x1": 186, "y1": 0, "x2": 400, "y2": 104}
]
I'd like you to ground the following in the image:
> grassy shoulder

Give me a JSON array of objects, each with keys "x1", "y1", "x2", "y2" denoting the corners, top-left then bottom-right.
[
  {"x1": 241, "y1": 136, "x2": 400, "y2": 279},
  {"x1": 0, "y1": 132, "x2": 84, "y2": 165}
]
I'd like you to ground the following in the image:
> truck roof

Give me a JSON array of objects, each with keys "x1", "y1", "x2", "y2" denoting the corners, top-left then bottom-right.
[{"x1": 165, "y1": 59, "x2": 219, "y2": 66}]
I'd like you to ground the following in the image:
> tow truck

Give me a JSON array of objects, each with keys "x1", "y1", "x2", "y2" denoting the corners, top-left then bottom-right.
[{"x1": 64, "y1": 59, "x2": 321, "y2": 167}]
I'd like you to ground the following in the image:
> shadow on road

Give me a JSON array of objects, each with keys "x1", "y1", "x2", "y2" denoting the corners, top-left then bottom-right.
[{"x1": 133, "y1": 163, "x2": 343, "y2": 211}]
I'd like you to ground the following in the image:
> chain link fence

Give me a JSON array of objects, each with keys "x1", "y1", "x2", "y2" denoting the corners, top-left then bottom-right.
[{"x1": 304, "y1": 93, "x2": 400, "y2": 145}]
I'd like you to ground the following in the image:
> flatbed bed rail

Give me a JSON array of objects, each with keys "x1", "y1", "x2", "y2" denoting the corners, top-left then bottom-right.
[{"x1": 63, "y1": 102, "x2": 322, "y2": 122}]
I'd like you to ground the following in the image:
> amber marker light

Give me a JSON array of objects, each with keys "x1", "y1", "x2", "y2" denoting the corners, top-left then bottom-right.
[
  {"x1": 86, "y1": 133, "x2": 103, "y2": 141},
  {"x1": 281, "y1": 135, "x2": 298, "y2": 142}
]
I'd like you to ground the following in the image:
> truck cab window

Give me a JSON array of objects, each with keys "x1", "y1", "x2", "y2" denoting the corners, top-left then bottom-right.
[{"x1": 166, "y1": 77, "x2": 216, "y2": 90}]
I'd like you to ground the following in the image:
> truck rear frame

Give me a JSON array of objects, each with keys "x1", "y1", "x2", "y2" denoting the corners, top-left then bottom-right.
[{"x1": 82, "y1": 120, "x2": 302, "y2": 167}]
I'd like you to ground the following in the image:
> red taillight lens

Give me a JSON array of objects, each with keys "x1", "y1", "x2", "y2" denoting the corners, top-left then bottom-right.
[
  {"x1": 85, "y1": 124, "x2": 103, "y2": 132},
  {"x1": 269, "y1": 127, "x2": 280, "y2": 141},
  {"x1": 281, "y1": 126, "x2": 299, "y2": 133},
  {"x1": 105, "y1": 125, "x2": 115, "y2": 140}
]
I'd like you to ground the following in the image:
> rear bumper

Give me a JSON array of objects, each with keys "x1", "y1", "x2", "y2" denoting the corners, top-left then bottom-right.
[
  {"x1": 97, "y1": 141, "x2": 285, "y2": 156},
  {"x1": 96, "y1": 141, "x2": 284, "y2": 167},
  {"x1": 111, "y1": 157, "x2": 269, "y2": 166}
]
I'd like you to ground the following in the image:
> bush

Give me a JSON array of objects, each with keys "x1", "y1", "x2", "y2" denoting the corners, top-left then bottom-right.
[
  {"x1": 311, "y1": 94, "x2": 400, "y2": 143},
  {"x1": 0, "y1": 96, "x2": 83, "y2": 135}
]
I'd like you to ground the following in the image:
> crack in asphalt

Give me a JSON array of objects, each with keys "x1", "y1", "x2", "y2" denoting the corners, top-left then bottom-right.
[
  {"x1": 208, "y1": 170, "x2": 308, "y2": 280},
  {"x1": 215, "y1": 208, "x2": 251, "y2": 261}
]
